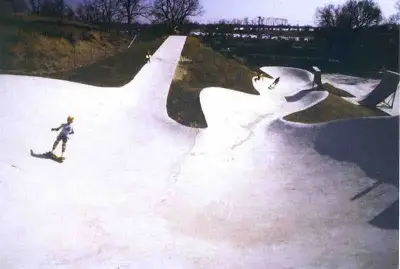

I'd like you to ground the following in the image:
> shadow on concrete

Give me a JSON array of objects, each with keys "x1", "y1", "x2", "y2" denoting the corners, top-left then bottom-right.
[
  {"x1": 327, "y1": 76, "x2": 373, "y2": 85},
  {"x1": 284, "y1": 89, "x2": 315, "y2": 102},
  {"x1": 313, "y1": 116, "x2": 399, "y2": 188},
  {"x1": 313, "y1": 116, "x2": 399, "y2": 230},
  {"x1": 30, "y1": 150, "x2": 64, "y2": 163},
  {"x1": 369, "y1": 199, "x2": 399, "y2": 230},
  {"x1": 270, "y1": 116, "x2": 399, "y2": 230}
]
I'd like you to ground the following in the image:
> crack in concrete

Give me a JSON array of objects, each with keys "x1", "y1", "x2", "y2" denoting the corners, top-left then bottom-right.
[
  {"x1": 231, "y1": 130, "x2": 254, "y2": 151},
  {"x1": 10, "y1": 164, "x2": 25, "y2": 172},
  {"x1": 157, "y1": 127, "x2": 201, "y2": 204},
  {"x1": 231, "y1": 112, "x2": 276, "y2": 151},
  {"x1": 243, "y1": 112, "x2": 276, "y2": 130}
]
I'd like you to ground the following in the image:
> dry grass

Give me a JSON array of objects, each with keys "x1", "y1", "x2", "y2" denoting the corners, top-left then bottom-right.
[
  {"x1": 0, "y1": 15, "x2": 166, "y2": 87},
  {"x1": 284, "y1": 92, "x2": 389, "y2": 123},
  {"x1": 0, "y1": 15, "x2": 131, "y2": 75},
  {"x1": 1, "y1": 30, "x2": 129, "y2": 74},
  {"x1": 321, "y1": 82, "x2": 355, "y2": 97},
  {"x1": 166, "y1": 42, "x2": 386, "y2": 126},
  {"x1": 8, "y1": 13, "x2": 97, "y2": 29},
  {"x1": 43, "y1": 37, "x2": 166, "y2": 87},
  {"x1": 167, "y1": 37, "x2": 259, "y2": 128},
  {"x1": 173, "y1": 65, "x2": 189, "y2": 82},
  {"x1": 166, "y1": 40, "x2": 388, "y2": 126}
]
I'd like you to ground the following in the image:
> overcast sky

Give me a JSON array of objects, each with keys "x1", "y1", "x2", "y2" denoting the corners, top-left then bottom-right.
[{"x1": 195, "y1": 0, "x2": 398, "y2": 25}]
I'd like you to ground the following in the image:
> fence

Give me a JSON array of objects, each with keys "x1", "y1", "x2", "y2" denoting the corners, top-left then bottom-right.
[{"x1": 0, "y1": 31, "x2": 132, "y2": 75}]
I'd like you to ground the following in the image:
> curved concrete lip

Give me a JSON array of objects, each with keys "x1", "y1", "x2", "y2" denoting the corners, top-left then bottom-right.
[
  {"x1": 0, "y1": 38, "x2": 398, "y2": 268},
  {"x1": 253, "y1": 66, "x2": 317, "y2": 97}
]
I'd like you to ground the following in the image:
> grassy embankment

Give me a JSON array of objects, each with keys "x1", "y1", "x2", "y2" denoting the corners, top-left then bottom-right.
[
  {"x1": 0, "y1": 14, "x2": 166, "y2": 86},
  {"x1": 168, "y1": 36, "x2": 388, "y2": 126},
  {"x1": 167, "y1": 36, "x2": 262, "y2": 127},
  {"x1": 168, "y1": 37, "x2": 389, "y2": 126},
  {"x1": 283, "y1": 83, "x2": 390, "y2": 123},
  {"x1": 3, "y1": 16, "x2": 388, "y2": 124}
]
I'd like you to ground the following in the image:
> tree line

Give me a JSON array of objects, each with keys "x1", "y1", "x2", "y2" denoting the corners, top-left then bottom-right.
[
  {"x1": 213, "y1": 17, "x2": 289, "y2": 26},
  {"x1": 314, "y1": 0, "x2": 399, "y2": 73},
  {"x1": 5, "y1": 0, "x2": 399, "y2": 74},
  {"x1": 10, "y1": 0, "x2": 399, "y2": 30},
  {"x1": 23, "y1": 0, "x2": 203, "y2": 30},
  {"x1": 315, "y1": 0, "x2": 399, "y2": 27}
]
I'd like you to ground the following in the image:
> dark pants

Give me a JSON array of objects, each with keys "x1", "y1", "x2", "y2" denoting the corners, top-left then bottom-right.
[{"x1": 53, "y1": 134, "x2": 68, "y2": 152}]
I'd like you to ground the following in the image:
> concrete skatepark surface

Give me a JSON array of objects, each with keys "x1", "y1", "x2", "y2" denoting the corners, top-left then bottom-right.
[
  {"x1": 256, "y1": 66, "x2": 316, "y2": 96},
  {"x1": 0, "y1": 36, "x2": 398, "y2": 268},
  {"x1": 323, "y1": 73, "x2": 400, "y2": 115}
]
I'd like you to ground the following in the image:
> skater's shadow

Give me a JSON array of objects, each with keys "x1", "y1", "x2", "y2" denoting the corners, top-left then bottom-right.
[{"x1": 30, "y1": 150, "x2": 63, "y2": 163}]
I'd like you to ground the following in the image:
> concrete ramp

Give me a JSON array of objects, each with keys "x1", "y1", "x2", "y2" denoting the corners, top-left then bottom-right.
[
  {"x1": 0, "y1": 45, "x2": 397, "y2": 268},
  {"x1": 254, "y1": 66, "x2": 316, "y2": 96},
  {"x1": 358, "y1": 70, "x2": 400, "y2": 108},
  {"x1": 260, "y1": 66, "x2": 314, "y2": 86}
]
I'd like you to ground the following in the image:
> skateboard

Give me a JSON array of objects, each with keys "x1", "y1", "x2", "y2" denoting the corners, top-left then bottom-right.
[{"x1": 50, "y1": 152, "x2": 65, "y2": 162}]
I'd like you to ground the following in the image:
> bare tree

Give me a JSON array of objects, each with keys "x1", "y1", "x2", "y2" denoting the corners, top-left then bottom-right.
[
  {"x1": 75, "y1": 2, "x2": 89, "y2": 20},
  {"x1": 117, "y1": 0, "x2": 149, "y2": 25},
  {"x1": 264, "y1": 17, "x2": 285, "y2": 26},
  {"x1": 29, "y1": 0, "x2": 68, "y2": 17},
  {"x1": 243, "y1": 16, "x2": 249, "y2": 25},
  {"x1": 387, "y1": 0, "x2": 400, "y2": 24},
  {"x1": 315, "y1": 0, "x2": 382, "y2": 28},
  {"x1": 103, "y1": 0, "x2": 122, "y2": 22},
  {"x1": 315, "y1": 4, "x2": 340, "y2": 27},
  {"x1": 229, "y1": 18, "x2": 241, "y2": 25},
  {"x1": 75, "y1": 0, "x2": 103, "y2": 22},
  {"x1": 28, "y1": 0, "x2": 43, "y2": 13},
  {"x1": 257, "y1": 16, "x2": 262, "y2": 25},
  {"x1": 340, "y1": 0, "x2": 382, "y2": 27},
  {"x1": 75, "y1": 0, "x2": 120, "y2": 23},
  {"x1": 150, "y1": 0, "x2": 204, "y2": 29},
  {"x1": 64, "y1": 5, "x2": 75, "y2": 18},
  {"x1": 279, "y1": 18, "x2": 288, "y2": 25}
]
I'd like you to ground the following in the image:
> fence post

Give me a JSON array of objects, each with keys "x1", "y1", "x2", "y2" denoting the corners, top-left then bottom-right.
[
  {"x1": 0, "y1": 47, "x2": 3, "y2": 69},
  {"x1": 24, "y1": 43, "x2": 27, "y2": 68},
  {"x1": 73, "y1": 46, "x2": 76, "y2": 67}
]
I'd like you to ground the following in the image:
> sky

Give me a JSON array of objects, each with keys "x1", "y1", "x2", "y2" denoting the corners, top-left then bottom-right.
[
  {"x1": 194, "y1": 0, "x2": 398, "y2": 25},
  {"x1": 65, "y1": 0, "x2": 398, "y2": 26}
]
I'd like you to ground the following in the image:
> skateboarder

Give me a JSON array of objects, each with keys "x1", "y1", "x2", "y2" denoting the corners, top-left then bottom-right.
[
  {"x1": 269, "y1": 77, "x2": 280, "y2": 89},
  {"x1": 255, "y1": 72, "x2": 263, "y2": 82},
  {"x1": 51, "y1": 116, "x2": 74, "y2": 158},
  {"x1": 146, "y1": 50, "x2": 152, "y2": 63}
]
